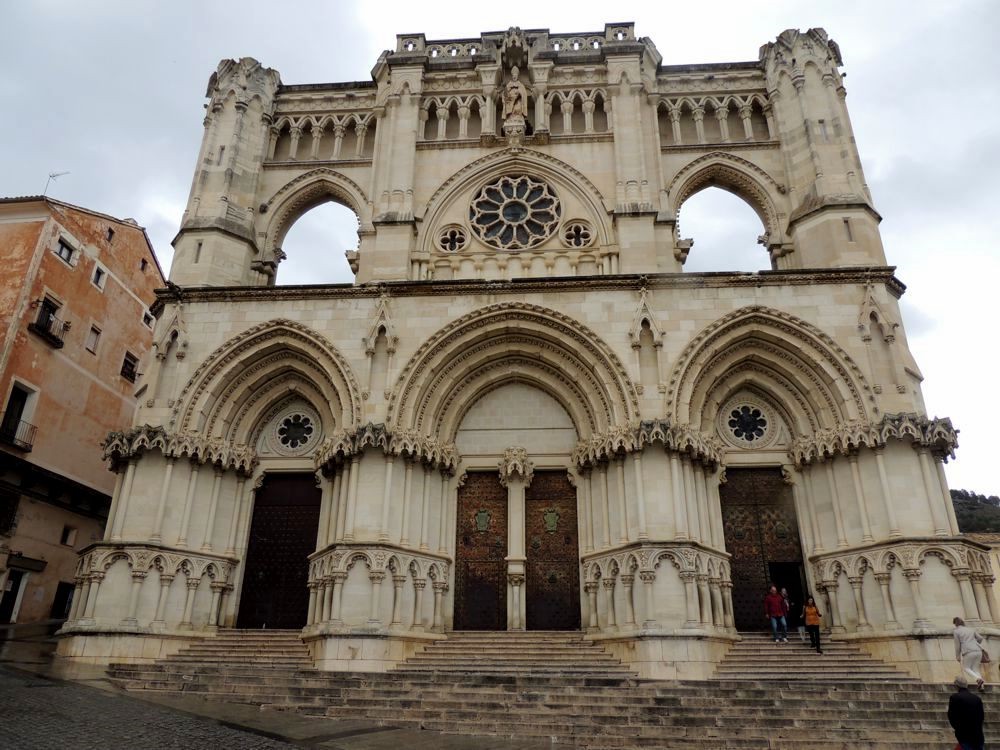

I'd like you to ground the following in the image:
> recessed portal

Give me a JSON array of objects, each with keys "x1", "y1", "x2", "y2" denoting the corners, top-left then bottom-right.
[
  {"x1": 525, "y1": 470, "x2": 580, "y2": 630},
  {"x1": 236, "y1": 473, "x2": 321, "y2": 629},
  {"x1": 720, "y1": 467, "x2": 805, "y2": 631}
]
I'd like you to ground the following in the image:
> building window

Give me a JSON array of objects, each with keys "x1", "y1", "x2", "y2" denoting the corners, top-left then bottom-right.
[
  {"x1": 60, "y1": 526, "x2": 77, "y2": 546},
  {"x1": 55, "y1": 239, "x2": 75, "y2": 264},
  {"x1": 28, "y1": 297, "x2": 67, "y2": 347},
  {"x1": 85, "y1": 325, "x2": 101, "y2": 354},
  {"x1": 0, "y1": 487, "x2": 18, "y2": 535},
  {"x1": 140, "y1": 258, "x2": 149, "y2": 272},
  {"x1": 120, "y1": 352, "x2": 139, "y2": 382},
  {"x1": 1, "y1": 383, "x2": 37, "y2": 451},
  {"x1": 106, "y1": 227, "x2": 115, "y2": 243},
  {"x1": 92, "y1": 266, "x2": 107, "y2": 290},
  {"x1": 142, "y1": 311, "x2": 154, "y2": 328}
]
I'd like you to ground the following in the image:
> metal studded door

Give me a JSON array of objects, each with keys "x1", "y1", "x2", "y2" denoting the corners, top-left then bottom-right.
[
  {"x1": 720, "y1": 468, "x2": 804, "y2": 631},
  {"x1": 236, "y1": 473, "x2": 321, "y2": 629},
  {"x1": 525, "y1": 471, "x2": 581, "y2": 630},
  {"x1": 454, "y1": 472, "x2": 508, "y2": 630}
]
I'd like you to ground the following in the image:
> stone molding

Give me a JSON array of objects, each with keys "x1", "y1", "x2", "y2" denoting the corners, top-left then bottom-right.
[
  {"x1": 790, "y1": 412, "x2": 959, "y2": 465},
  {"x1": 581, "y1": 540, "x2": 731, "y2": 582},
  {"x1": 75, "y1": 542, "x2": 236, "y2": 585},
  {"x1": 498, "y1": 447, "x2": 534, "y2": 487},
  {"x1": 314, "y1": 422, "x2": 458, "y2": 473},
  {"x1": 572, "y1": 418, "x2": 723, "y2": 468},
  {"x1": 810, "y1": 537, "x2": 992, "y2": 583},
  {"x1": 102, "y1": 425, "x2": 257, "y2": 475}
]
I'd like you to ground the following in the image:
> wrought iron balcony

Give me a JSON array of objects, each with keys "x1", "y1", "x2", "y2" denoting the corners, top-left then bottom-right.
[
  {"x1": 27, "y1": 310, "x2": 68, "y2": 348},
  {"x1": 0, "y1": 413, "x2": 37, "y2": 451}
]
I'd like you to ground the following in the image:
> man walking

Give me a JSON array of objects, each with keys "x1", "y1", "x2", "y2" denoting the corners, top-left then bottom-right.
[
  {"x1": 764, "y1": 584, "x2": 787, "y2": 643},
  {"x1": 949, "y1": 675, "x2": 985, "y2": 750}
]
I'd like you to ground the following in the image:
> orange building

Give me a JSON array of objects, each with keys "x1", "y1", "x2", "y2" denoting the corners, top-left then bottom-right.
[{"x1": 0, "y1": 196, "x2": 163, "y2": 624}]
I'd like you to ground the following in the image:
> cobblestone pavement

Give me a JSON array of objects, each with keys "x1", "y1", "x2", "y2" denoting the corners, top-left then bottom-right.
[{"x1": 0, "y1": 667, "x2": 299, "y2": 750}]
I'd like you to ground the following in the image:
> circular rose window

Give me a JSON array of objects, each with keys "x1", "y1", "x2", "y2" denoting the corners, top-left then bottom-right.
[
  {"x1": 277, "y1": 414, "x2": 314, "y2": 449},
  {"x1": 727, "y1": 405, "x2": 768, "y2": 443},
  {"x1": 469, "y1": 175, "x2": 561, "y2": 250}
]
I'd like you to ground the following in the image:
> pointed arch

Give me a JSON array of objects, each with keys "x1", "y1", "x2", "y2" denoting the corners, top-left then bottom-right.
[
  {"x1": 388, "y1": 303, "x2": 639, "y2": 441},
  {"x1": 666, "y1": 305, "x2": 874, "y2": 436},
  {"x1": 173, "y1": 319, "x2": 362, "y2": 441},
  {"x1": 666, "y1": 152, "x2": 786, "y2": 243}
]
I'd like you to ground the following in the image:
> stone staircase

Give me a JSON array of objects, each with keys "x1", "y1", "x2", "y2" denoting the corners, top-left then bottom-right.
[
  {"x1": 106, "y1": 629, "x2": 1000, "y2": 749},
  {"x1": 713, "y1": 630, "x2": 916, "y2": 681}
]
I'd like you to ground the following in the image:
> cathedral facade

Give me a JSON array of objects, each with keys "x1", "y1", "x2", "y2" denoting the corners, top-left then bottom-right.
[{"x1": 57, "y1": 24, "x2": 988, "y2": 681}]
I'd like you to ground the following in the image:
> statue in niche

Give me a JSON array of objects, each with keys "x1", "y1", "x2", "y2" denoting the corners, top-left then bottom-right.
[{"x1": 501, "y1": 66, "x2": 529, "y2": 143}]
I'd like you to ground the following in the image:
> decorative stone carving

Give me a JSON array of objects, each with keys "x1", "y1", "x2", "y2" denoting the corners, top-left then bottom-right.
[{"x1": 498, "y1": 447, "x2": 534, "y2": 487}]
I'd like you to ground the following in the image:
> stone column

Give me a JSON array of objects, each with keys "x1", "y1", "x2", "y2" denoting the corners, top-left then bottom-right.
[
  {"x1": 903, "y1": 569, "x2": 931, "y2": 629},
  {"x1": 201, "y1": 466, "x2": 223, "y2": 552},
  {"x1": 111, "y1": 460, "x2": 136, "y2": 541},
  {"x1": 680, "y1": 571, "x2": 699, "y2": 629},
  {"x1": 180, "y1": 577, "x2": 199, "y2": 629},
  {"x1": 499, "y1": 447, "x2": 533, "y2": 631},
  {"x1": 307, "y1": 582, "x2": 318, "y2": 626},
  {"x1": 309, "y1": 128, "x2": 322, "y2": 159},
  {"x1": 435, "y1": 107, "x2": 449, "y2": 140},
  {"x1": 615, "y1": 458, "x2": 629, "y2": 543},
  {"x1": 710, "y1": 578, "x2": 725, "y2": 627},
  {"x1": 620, "y1": 574, "x2": 636, "y2": 628},
  {"x1": 825, "y1": 582, "x2": 845, "y2": 634},
  {"x1": 670, "y1": 453, "x2": 688, "y2": 540},
  {"x1": 602, "y1": 578, "x2": 617, "y2": 631},
  {"x1": 847, "y1": 454, "x2": 874, "y2": 543},
  {"x1": 368, "y1": 571, "x2": 385, "y2": 625},
  {"x1": 411, "y1": 579, "x2": 426, "y2": 631},
  {"x1": 715, "y1": 105, "x2": 730, "y2": 142},
  {"x1": 335, "y1": 465, "x2": 350, "y2": 542},
  {"x1": 432, "y1": 581, "x2": 446, "y2": 632},
  {"x1": 982, "y1": 576, "x2": 1000, "y2": 624},
  {"x1": 848, "y1": 576, "x2": 872, "y2": 631},
  {"x1": 386, "y1": 575, "x2": 404, "y2": 627},
  {"x1": 581, "y1": 470, "x2": 595, "y2": 552},
  {"x1": 331, "y1": 573, "x2": 346, "y2": 624},
  {"x1": 632, "y1": 453, "x2": 648, "y2": 540},
  {"x1": 585, "y1": 582, "x2": 599, "y2": 630},
  {"x1": 668, "y1": 106, "x2": 682, "y2": 144},
  {"x1": 721, "y1": 581, "x2": 735, "y2": 630},
  {"x1": 602, "y1": 464, "x2": 613, "y2": 548},
  {"x1": 321, "y1": 577, "x2": 333, "y2": 623},
  {"x1": 739, "y1": 104, "x2": 754, "y2": 140},
  {"x1": 83, "y1": 573, "x2": 104, "y2": 620},
  {"x1": 400, "y1": 459, "x2": 414, "y2": 546},
  {"x1": 802, "y1": 467, "x2": 824, "y2": 553},
  {"x1": 640, "y1": 571, "x2": 657, "y2": 628},
  {"x1": 954, "y1": 570, "x2": 981, "y2": 624},
  {"x1": 288, "y1": 126, "x2": 301, "y2": 159},
  {"x1": 824, "y1": 459, "x2": 849, "y2": 548},
  {"x1": 696, "y1": 574, "x2": 712, "y2": 625},
  {"x1": 123, "y1": 571, "x2": 147, "y2": 625},
  {"x1": 224, "y1": 476, "x2": 247, "y2": 557},
  {"x1": 344, "y1": 454, "x2": 361, "y2": 541},
  {"x1": 176, "y1": 461, "x2": 200, "y2": 548},
  {"x1": 103, "y1": 468, "x2": 126, "y2": 543},
  {"x1": 207, "y1": 583, "x2": 226, "y2": 628},
  {"x1": 150, "y1": 457, "x2": 176, "y2": 543},
  {"x1": 153, "y1": 574, "x2": 173, "y2": 625},
  {"x1": 682, "y1": 459, "x2": 700, "y2": 544},
  {"x1": 873, "y1": 448, "x2": 901, "y2": 538},
  {"x1": 437, "y1": 474, "x2": 451, "y2": 554},
  {"x1": 419, "y1": 465, "x2": 432, "y2": 551},
  {"x1": 693, "y1": 463, "x2": 712, "y2": 547},
  {"x1": 314, "y1": 472, "x2": 331, "y2": 550},
  {"x1": 582, "y1": 99, "x2": 595, "y2": 133},
  {"x1": 916, "y1": 447, "x2": 949, "y2": 536},
  {"x1": 972, "y1": 576, "x2": 992, "y2": 625},
  {"x1": 935, "y1": 456, "x2": 961, "y2": 535},
  {"x1": 873, "y1": 572, "x2": 899, "y2": 629},
  {"x1": 692, "y1": 107, "x2": 706, "y2": 144},
  {"x1": 67, "y1": 578, "x2": 86, "y2": 622}
]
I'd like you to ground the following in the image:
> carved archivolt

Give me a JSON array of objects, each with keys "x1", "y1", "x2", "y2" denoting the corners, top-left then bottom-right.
[
  {"x1": 666, "y1": 305, "x2": 874, "y2": 430},
  {"x1": 388, "y1": 303, "x2": 639, "y2": 440},
  {"x1": 102, "y1": 425, "x2": 258, "y2": 475},
  {"x1": 173, "y1": 318, "x2": 362, "y2": 436}
]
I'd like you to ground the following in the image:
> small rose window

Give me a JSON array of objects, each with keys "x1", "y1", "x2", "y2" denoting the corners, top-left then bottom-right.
[
  {"x1": 727, "y1": 405, "x2": 768, "y2": 442},
  {"x1": 469, "y1": 175, "x2": 561, "y2": 250},
  {"x1": 562, "y1": 221, "x2": 594, "y2": 248},
  {"x1": 438, "y1": 225, "x2": 468, "y2": 253},
  {"x1": 277, "y1": 414, "x2": 314, "y2": 449}
]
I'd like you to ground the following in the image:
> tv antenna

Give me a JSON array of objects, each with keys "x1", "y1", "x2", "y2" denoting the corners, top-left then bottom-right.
[{"x1": 43, "y1": 171, "x2": 70, "y2": 196}]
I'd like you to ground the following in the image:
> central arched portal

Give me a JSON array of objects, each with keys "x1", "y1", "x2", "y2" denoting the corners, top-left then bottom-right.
[{"x1": 237, "y1": 473, "x2": 322, "y2": 629}]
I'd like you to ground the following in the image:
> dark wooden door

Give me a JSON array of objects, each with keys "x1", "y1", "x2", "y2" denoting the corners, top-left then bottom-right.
[
  {"x1": 720, "y1": 468, "x2": 804, "y2": 631},
  {"x1": 454, "y1": 472, "x2": 508, "y2": 630},
  {"x1": 236, "y1": 473, "x2": 321, "y2": 629},
  {"x1": 525, "y1": 471, "x2": 581, "y2": 630}
]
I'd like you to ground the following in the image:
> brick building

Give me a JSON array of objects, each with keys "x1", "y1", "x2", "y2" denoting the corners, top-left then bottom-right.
[{"x1": 0, "y1": 197, "x2": 163, "y2": 624}]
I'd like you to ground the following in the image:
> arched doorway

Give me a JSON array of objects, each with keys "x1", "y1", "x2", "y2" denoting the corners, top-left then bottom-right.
[
  {"x1": 720, "y1": 467, "x2": 806, "y2": 631},
  {"x1": 236, "y1": 473, "x2": 322, "y2": 629},
  {"x1": 277, "y1": 201, "x2": 358, "y2": 285},
  {"x1": 677, "y1": 186, "x2": 771, "y2": 273}
]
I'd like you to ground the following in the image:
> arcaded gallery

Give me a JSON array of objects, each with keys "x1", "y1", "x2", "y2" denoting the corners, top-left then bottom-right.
[{"x1": 56, "y1": 23, "x2": 990, "y2": 682}]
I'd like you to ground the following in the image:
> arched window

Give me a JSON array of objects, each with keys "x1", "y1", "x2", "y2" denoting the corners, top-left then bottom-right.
[
  {"x1": 276, "y1": 201, "x2": 358, "y2": 285},
  {"x1": 677, "y1": 187, "x2": 770, "y2": 273}
]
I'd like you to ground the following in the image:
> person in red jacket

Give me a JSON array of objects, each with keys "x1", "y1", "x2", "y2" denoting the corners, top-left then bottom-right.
[{"x1": 764, "y1": 584, "x2": 788, "y2": 643}]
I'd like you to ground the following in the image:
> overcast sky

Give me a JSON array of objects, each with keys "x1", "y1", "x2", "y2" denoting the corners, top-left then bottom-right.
[{"x1": 3, "y1": 1, "x2": 998, "y2": 494}]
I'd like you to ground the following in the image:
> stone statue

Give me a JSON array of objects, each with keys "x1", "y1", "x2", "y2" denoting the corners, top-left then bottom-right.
[{"x1": 502, "y1": 66, "x2": 528, "y2": 120}]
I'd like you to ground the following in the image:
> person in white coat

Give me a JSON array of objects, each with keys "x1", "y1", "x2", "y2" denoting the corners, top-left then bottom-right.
[{"x1": 954, "y1": 616, "x2": 987, "y2": 691}]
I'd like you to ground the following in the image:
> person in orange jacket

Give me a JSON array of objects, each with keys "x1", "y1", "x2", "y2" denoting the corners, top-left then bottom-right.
[{"x1": 802, "y1": 596, "x2": 823, "y2": 654}]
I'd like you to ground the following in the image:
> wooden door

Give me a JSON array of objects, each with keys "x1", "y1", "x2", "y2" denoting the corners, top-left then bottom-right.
[
  {"x1": 525, "y1": 471, "x2": 581, "y2": 630},
  {"x1": 454, "y1": 472, "x2": 508, "y2": 630},
  {"x1": 236, "y1": 473, "x2": 321, "y2": 629},
  {"x1": 720, "y1": 468, "x2": 804, "y2": 631}
]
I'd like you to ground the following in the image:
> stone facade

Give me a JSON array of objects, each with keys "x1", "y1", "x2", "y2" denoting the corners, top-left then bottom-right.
[
  {"x1": 0, "y1": 197, "x2": 163, "y2": 624},
  {"x1": 57, "y1": 24, "x2": 986, "y2": 682}
]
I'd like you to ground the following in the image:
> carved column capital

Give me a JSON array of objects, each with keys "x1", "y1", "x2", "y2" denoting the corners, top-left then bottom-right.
[
  {"x1": 498, "y1": 446, "x2": 534, "y2": 487},
  {"x1": 639, "y1": 571, "x2": 656, "y2": 584}
]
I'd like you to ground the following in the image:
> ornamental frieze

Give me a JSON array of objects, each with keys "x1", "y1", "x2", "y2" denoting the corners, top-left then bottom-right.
[
  {"x1": 101, "y1": 425, "x2": 258, "y2": 475},
  {"x1": 789, "y1": 413, "x2": 959, "y2": 466},
  {"x1": 313, "y1": 422, "x2": 458, "y2": 473}
]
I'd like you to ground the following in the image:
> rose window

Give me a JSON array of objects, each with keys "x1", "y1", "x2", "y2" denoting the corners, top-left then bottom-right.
[
  {"x1": 277, "y1": 414, "x2": 314, "y2": 449},
  {"x1": 438, "y1": 225, "x2": 468, "y2": 253},
  {"x1": 727, "y1": 405, "x2": 768, "y2": 443},
  {"x1": 469, "y1": 175, "x2": 561, "y2": 250}
]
